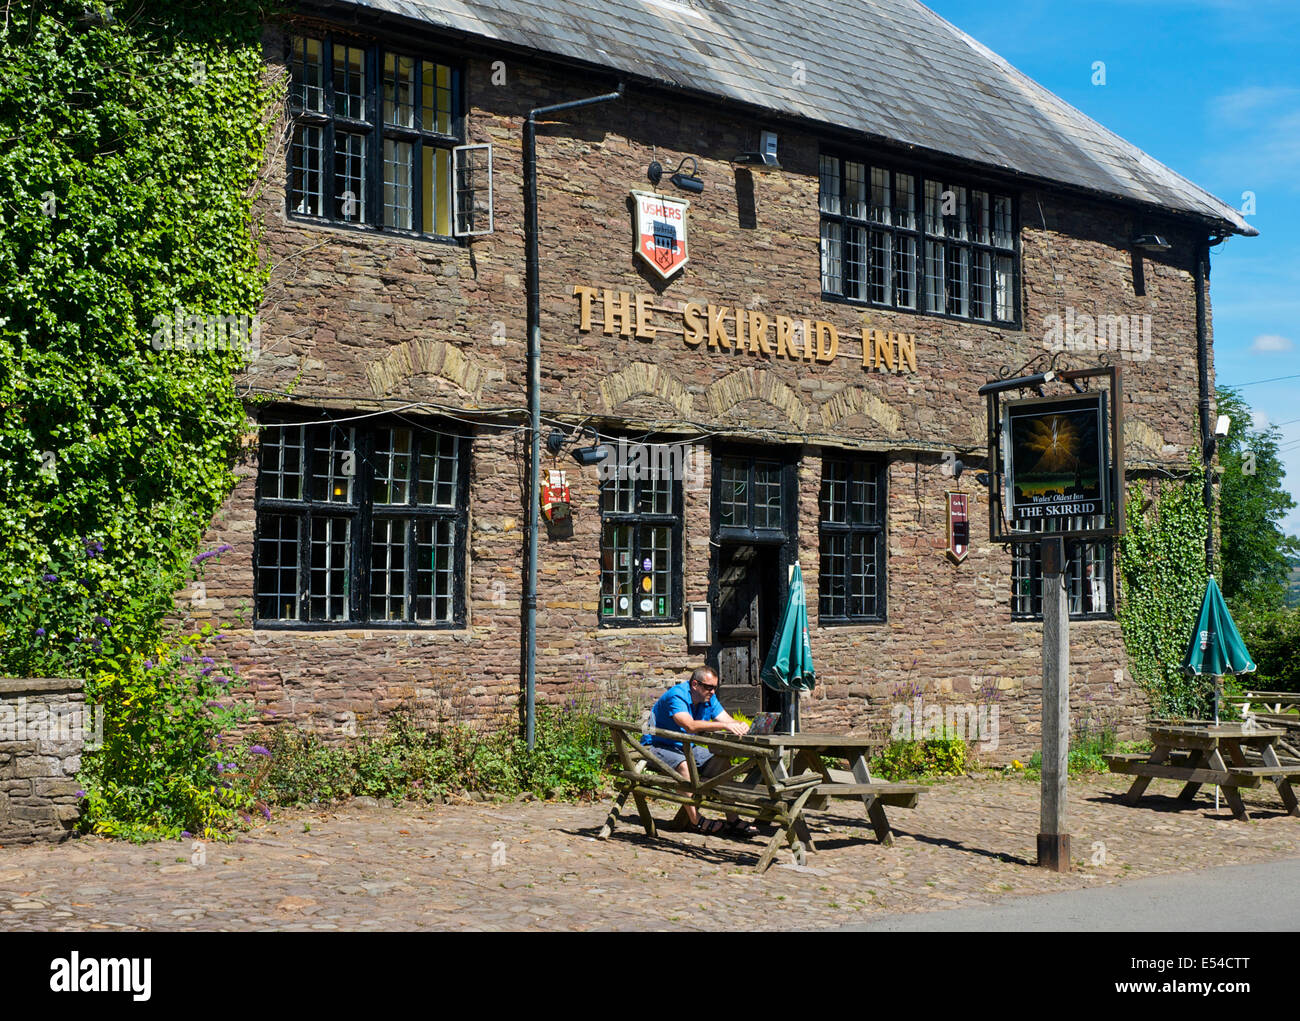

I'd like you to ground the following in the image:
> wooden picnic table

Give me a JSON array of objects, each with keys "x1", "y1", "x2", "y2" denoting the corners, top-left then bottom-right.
[
  {"x1": 1106, "y1": 722, "x2": 1300, "y2": 821},
  {"x1": 595, "y1": 719, "x2": 824, "y2": 873},
  {"x1": 738, "y1": 732, "x2": 925, "y2": 846}
]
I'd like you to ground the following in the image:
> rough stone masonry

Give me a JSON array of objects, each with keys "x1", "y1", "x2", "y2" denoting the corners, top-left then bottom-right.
[{"x1": 0, "y1": 678, "x2": 85, "y2": 844}]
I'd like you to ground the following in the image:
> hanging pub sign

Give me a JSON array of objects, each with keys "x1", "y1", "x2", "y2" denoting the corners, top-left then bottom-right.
[
  {"x1": 540, "y1": 469, "x2": 570, "y2": 521},
  {"x1": 946, "y1": 492, "x2": 970, "y2": 563},
  {"x1": 631, "y1": 190, "x2": 689, "y2": 279},
  {"x1": 1005, "y1": 393, "x2": 1110, "y2": 523}
]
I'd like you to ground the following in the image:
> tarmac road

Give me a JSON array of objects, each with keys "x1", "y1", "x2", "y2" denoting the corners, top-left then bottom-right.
[{"x1": 839, "y1": 857, "x2": 1300, "y2": 930}]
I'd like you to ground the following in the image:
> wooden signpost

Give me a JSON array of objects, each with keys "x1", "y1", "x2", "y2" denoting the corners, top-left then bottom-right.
[{"x1": 981, "y1": 364, "x2": 1124, "y2": 873}]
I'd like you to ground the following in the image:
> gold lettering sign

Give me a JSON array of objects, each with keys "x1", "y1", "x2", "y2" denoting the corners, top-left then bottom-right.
[{"x1": 572, "y1": 285, "x2": 918, "y2": 374}]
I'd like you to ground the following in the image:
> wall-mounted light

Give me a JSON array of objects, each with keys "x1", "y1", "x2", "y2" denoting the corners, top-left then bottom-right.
[
  {"x1": 648, "y1": 156, "x2": 704, "y2": 193},
  {"x1": 571, "y1": 444, "x2": 609, "y2": 467},
  {"x1": 1131, "y1": 234, "x2": 1171, "y2": 252}
]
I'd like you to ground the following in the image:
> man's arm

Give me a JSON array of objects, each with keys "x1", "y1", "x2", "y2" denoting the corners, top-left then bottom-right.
[
  {"x1": 672, "y1": 710, "x2": 748, "y2": 737},
  {"x1": 713, "y1": 708, "x2": 750, "y2": 737}
]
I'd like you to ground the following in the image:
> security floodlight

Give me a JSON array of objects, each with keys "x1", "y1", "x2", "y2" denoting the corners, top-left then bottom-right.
[
  {"x1": 1131, "y1": 234, "x2": 1171, "y2": 252},
  {"x1": 734, "y1": 132, "x2": 781, "y2": 169},
  {"x1": 1214, "y1": 415, "x2": 1231, "y2": 438},
  {"x1": 977, "y1": 370, "x2": 1056, "y2": 396}
]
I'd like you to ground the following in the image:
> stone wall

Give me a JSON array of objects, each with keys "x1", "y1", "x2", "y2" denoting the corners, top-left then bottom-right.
[
  {"x1": 177, "y1": 18, "x2": 1211, "y2": 760},
  {"x1": 0, "y1": 678, "x2": 86, "y2": 844}
]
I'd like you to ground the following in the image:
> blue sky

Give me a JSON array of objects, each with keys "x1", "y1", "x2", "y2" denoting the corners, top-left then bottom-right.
[{"x1": 925, "y1": 0, "x2": 1300, "y2": 540}]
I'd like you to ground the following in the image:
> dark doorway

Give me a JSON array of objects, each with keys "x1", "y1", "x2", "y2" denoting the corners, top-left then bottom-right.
[
  {"x1": 713, "y1": 543, "x2": 782, "y2": 716},
  {"x1": 707, "y1": 445, "x2": 799, "y2": 718}
]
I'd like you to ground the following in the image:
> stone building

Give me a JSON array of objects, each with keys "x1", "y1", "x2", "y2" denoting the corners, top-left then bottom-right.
[{"x1": 192, "y1": 0, "x2": 1254, "y2": 760}]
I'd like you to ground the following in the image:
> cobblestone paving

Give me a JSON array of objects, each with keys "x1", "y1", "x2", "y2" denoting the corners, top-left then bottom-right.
[{"x1": 1, "y1": 773, "x2": 1297, "y2": 931}]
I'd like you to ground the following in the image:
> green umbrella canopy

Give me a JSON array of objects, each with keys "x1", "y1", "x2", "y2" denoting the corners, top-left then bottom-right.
[
  {"x1": 761, "y1": 563, "x2": 816, "y2": 693},
  {"x1": 1182, "y1": 576, "x2": 1257, "y2": 677}
]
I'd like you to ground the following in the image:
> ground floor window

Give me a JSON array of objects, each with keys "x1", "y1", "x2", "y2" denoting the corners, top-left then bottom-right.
[
  {"x1": 598, "y1": 440, "x2": 683, "y2": 624},
  {"x1": 1011, "y1": 515, "x2": 1112, "y2": 619},
  {"x1": 254, "y1": 415, "x2": 467, "y2": 627},
  {"x1": 818, "y1": 454, "x2": 886, "y2": 623}
]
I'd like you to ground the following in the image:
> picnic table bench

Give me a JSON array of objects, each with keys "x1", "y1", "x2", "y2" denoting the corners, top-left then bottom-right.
[
  {"x1": 596, "y1": 718, "x2": 824, "y2": 872},
  {"x1": 738, "y1": 733, "x2": 926, "y2": 846},
  {"x1": 1106, "y1": 722, "x2": 1300, "y2": 820},
  {"x1": 1223, "y1": 692, "x2": 1300, "y2": 760}
]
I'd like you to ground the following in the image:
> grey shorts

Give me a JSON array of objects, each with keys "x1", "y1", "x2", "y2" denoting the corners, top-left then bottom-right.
[{"x1": 646, "y1": 744, "x2": 714, "y2": 771}]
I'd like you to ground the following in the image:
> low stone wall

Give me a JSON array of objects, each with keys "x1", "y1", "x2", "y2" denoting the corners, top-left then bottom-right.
[{"x1": 0, "y1": 677, "x2": 87, "y2": 844}]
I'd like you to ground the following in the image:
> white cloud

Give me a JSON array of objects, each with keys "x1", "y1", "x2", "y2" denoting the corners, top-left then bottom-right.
[
  {"x1": 1252, "y1": 410, "x2": 1271, "y2": 429},
  {"x1": 1209, "y1": 86, "x2": 1300, "y2": 127},
  {"x1": 1250, "y1": 333, "x2": 1295, "y2": 353},
  {"x1": 1205, "y1": 92, "x2": 1300, "y2": 190}
]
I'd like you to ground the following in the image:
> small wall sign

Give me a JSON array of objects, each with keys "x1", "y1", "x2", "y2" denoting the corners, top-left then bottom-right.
[
  {"x1": 947, "y1": 491, "x2": 969, "y2": 563},
  {"x1": 686, "y1": 603, "x2": 712, "y2": 647},
  {"x1": 631, "y1": 190, "x2": 689, "y2": 279}
]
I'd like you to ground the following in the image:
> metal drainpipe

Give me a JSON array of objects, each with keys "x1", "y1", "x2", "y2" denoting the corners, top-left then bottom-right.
[
  {"x1": 1194, "y1": 234, "x2": 1225, "y2": 574},
  {"x1": 523, "y1": 83, "x2": 624, "y2": 750}
]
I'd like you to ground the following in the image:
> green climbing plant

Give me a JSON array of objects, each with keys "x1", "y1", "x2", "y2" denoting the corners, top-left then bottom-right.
[
  {"x1": 0, "y1": 0, "x2": 283, "y2": 836},
  {"x1": 1116, "y1": 457, "x2": 1213, "y2": 717}
]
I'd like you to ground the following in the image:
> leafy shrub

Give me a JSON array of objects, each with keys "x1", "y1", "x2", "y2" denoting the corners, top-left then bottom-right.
[
  {"x1": 257, "y1": 704, "x2": 628, "y2": 808},
  {"x1": 78, "y1": 623, "x2": 260, "y2": 841},
  {"x1": 871, "y1": 730, "x2": 966, "y2": 780}
]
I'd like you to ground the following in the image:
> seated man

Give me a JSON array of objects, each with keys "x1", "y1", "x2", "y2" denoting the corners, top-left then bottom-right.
[{"x1": 641, "y1": 666, "x2": 754, "y2": 836}]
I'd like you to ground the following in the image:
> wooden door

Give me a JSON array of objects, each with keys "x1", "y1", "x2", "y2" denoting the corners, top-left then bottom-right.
[{"x1": 714, "y1": 544, "x2": 782, "y2": 717}]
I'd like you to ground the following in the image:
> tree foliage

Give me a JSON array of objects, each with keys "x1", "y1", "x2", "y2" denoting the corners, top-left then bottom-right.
[{"x1": 1214, "y1": 387, "x2": 1300, "y2": 609}]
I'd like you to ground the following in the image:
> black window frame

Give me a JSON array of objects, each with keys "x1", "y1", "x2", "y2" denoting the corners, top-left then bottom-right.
[
  {"x1": 285, "y1": 31, "x2": 465, "y2": 243},
  {"x1": 818, "y1": 150, "x2": 1020, "y2": 328},
  {"x1": 597, "y1": 436, "x2": 685, "y2": 627},
  {"x1": 713, "y1": 451, "x2": 798, "y2": 544},
  {"x1": 1010, "y1": 516, "x2": 1114, "y2": 622},
  {"x1": 818, "y1": 453, "x2": 888, "y2": 625},
  {"x1": 253, "y1": 413, "x2": 470, "y2": 629}
]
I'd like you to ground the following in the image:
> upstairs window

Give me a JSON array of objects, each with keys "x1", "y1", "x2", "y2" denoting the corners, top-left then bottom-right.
[
  {"x1": 820, "y1": 154, "x2": 1017, "y2": 325},
  {"x1": 287, "y1": 34, "x2": 464, "y2": 237}
]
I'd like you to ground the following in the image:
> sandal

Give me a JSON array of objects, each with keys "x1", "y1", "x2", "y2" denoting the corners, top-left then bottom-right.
[
  {"x1": 722, "y1": 818, "x2": 759, "y2": 839},
  {"x1": 691, "y1": 817, "x2": 727, "y2": 835}
]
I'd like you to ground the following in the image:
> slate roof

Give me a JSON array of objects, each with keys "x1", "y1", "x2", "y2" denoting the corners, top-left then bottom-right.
[{"x1": 322, "y1": 0, "x2": 1255, "y2": 236}]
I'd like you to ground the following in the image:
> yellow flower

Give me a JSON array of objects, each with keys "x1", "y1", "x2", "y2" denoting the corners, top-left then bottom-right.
[{"x1": 1012, "y1": 759, "x2": 1024, "y2": 769}]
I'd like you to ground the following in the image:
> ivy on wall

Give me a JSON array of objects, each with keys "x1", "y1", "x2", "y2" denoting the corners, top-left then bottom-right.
[
  {"x1": 0, "y1": 1, "x2": 284, "y2": 837},
  {"x1": 1116, "y1": 458, "x2": 1213, "y2": 718},
  {"x1": 0, "y1": 0, "x2": 281, "y2": 673}
]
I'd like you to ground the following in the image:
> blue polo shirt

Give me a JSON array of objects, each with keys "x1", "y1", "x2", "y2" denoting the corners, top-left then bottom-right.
[{"x1": 641, "y1": 681, "x2": 722, "y2": 751}]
